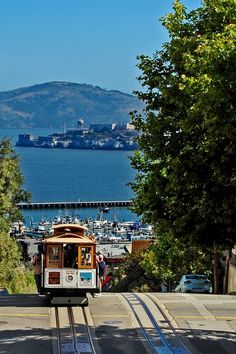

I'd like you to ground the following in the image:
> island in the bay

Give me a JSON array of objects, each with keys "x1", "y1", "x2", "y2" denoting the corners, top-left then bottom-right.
[{"x1": 16, "y1": 119, "x2": 138, "y2": 151}]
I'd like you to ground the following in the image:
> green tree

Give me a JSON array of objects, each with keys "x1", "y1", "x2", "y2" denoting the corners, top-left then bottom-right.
[
  {"x1": 0, "y1": 138, "x2": 31, "y2": 292},
  {"x1": 140, "y1": 231, "x2": 213, "y2": 291},
  {"x1": 0, "y1": 138, "x2": 30, "y2": 230},
  {"x1": 112, "y1": 251, "x2": 161, "y2": 292},
  {"x1": 0, "y1": 230, "x2": 21, "y2": 288},
  {"x1": 130, "y1": 0, "x2": 236, "y2": 293}
]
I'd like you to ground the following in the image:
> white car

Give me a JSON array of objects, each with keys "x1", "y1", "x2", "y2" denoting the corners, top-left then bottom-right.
[{"x1": 175, "y1": 274, "x2": 212, "y2": 293}]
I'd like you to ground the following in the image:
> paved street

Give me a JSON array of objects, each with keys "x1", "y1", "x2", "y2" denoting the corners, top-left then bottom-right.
[
  {"x1": 0, "y1": 295, "x2": 51, "y2": 354},
  {"x1": 0, "y1": 292, "x2": 235, "y2": 353},
  {"x1": 153, "y1": 292, "x2": 236, "y2": 354}
]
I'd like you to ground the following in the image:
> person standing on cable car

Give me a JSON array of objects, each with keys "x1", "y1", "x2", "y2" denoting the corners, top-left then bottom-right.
[
  {"x1": 32, "y1": 253, "x2": 41, "y2": 293},
  {"x1": 95, "y1": 254, "x2": 106, "y2": 297}
]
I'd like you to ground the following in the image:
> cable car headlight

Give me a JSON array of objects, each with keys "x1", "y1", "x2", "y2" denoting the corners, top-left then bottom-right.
[{"x1": 66, "y1": 275, "x2": 74, "y2": 282}]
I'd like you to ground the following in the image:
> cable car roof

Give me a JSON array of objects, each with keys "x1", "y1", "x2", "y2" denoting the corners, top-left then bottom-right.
[
  {"x1": 52, "y1": 223, "x2": 88, "y2": 231},
  {"x1": 42, "y1": 223, "x2": 95, "y2": 244},
  {"x1": 42, "y1": 233, "x2": 95, "y2": 244}
]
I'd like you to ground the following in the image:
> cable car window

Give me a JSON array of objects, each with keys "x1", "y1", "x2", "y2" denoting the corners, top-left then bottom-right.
[
  {"x1": 63, "y1": 244, "x2": 78, "y2": 268},
  {"x1": 49, "y1": 246, "x2": 60, "y2": 260},
  {"x1": 80, "y1": 246, "x2": 92, "y2": 267},
  {"x1": 46, "y1": 245, "x2": 63, "y2": 268}
]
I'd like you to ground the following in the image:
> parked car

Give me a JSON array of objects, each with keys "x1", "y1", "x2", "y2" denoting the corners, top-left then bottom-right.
[
  {"x1": 174, "y1": 274, "x2": 212, "y2": 293},
  {"x1": 0, "y1": 288, "x2": 9, "y2": 296}
]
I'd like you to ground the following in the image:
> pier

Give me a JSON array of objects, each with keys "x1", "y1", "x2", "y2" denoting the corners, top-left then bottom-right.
[{"x1": 17, "y1": 200, "x2": 132, "y2": 209}]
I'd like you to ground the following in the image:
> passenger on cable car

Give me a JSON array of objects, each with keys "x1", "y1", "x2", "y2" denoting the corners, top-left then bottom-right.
[
  {"x1": 32, "y1": 253, "x2": 41, "y2": 293},
  {"x1": 64, "y1": 244, "x2": 78, "y2": 268},
  {"x1": 94, "y1": 254, "x2": 106, "y2": 297}
]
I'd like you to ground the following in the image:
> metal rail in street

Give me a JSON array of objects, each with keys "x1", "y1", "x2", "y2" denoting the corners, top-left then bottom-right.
[
  {"x1": 121, "y1": 293, "x2": 191, "y2": 354},
  {"x1": 53, "y1": 306, "x2": 96, "y2": 354}
]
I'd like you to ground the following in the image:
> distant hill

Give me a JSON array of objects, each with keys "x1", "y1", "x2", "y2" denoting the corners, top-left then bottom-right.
[{"x1": 0, "y1": 81, "x2": 143, "y2": 128}]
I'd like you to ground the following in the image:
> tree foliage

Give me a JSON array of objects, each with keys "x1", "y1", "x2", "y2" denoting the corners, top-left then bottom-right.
[
  {"x1": 130, "y1": 0, "x2": 236, "y2": 252},
  {"x1": 112, "y1": 251, "x2": 161, "y2": 292},
  {"x1": 0, "y1": 230, "x2": 21, "y2": 286},
  {"x1": 0, "y1": 138, "x2": 30, "y2": 230},
  {"x1": 0, "y1": 231, "x2": 35, "y2": 293},
  {"x1": 0, "y1": 138, "x2": 31, "y2": 292},
  {"x1": 140, "y1": 231, "x2": 213, "y2": 290}
]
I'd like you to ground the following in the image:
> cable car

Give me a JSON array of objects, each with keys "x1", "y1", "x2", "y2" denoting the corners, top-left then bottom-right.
[{"x1": 40, "y1": 224, "x2": 100, "y2": 305}]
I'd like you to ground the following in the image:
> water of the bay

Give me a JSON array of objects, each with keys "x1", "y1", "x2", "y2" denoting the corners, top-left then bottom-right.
[{"x1": 0, "y1": 128, "x2": 138, "y2": 224}]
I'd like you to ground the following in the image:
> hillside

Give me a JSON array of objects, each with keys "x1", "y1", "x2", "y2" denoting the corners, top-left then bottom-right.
[{"x1": 0, "y1": 81, "x2": 143, "y2": 128}]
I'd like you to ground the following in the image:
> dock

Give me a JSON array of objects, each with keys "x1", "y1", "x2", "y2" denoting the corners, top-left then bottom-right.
[{"x1": 17, "y1": 200, "x2": 132, "y2": 209}]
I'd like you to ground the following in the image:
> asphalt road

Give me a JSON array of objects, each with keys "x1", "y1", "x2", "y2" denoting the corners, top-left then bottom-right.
[
  {"x1": 0, "y1": 292, "x2": 236, "y2": 354},
  {"x1": 154, "y1": 292, "x2": 236, "y2": 354}
]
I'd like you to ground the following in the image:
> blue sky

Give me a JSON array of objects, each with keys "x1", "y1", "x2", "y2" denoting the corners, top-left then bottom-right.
[{"x1": 0, "y1": 0, "x2": 201, "y2": 94}]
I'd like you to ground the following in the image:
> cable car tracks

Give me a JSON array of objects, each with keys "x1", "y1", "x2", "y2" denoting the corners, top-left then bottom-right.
[
  {"x1": 52, "y1": 306, "x2": 96, "y2": 354},
  {"x1": 121, "y1": 293, "x2": 191, "y2": 354},
  {"x1": 51, "y1": 294, "x2": 191, "y2": 354}
]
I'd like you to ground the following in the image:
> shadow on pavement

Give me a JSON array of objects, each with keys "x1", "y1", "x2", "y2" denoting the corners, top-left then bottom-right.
[{"x1": 0, "y1": 294, "x2": 50, "y2": 307}]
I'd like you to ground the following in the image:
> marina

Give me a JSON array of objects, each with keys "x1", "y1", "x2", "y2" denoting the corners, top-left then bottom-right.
[{"x1": 12, "y1": 208, "x2": 155, "y2": 261}]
